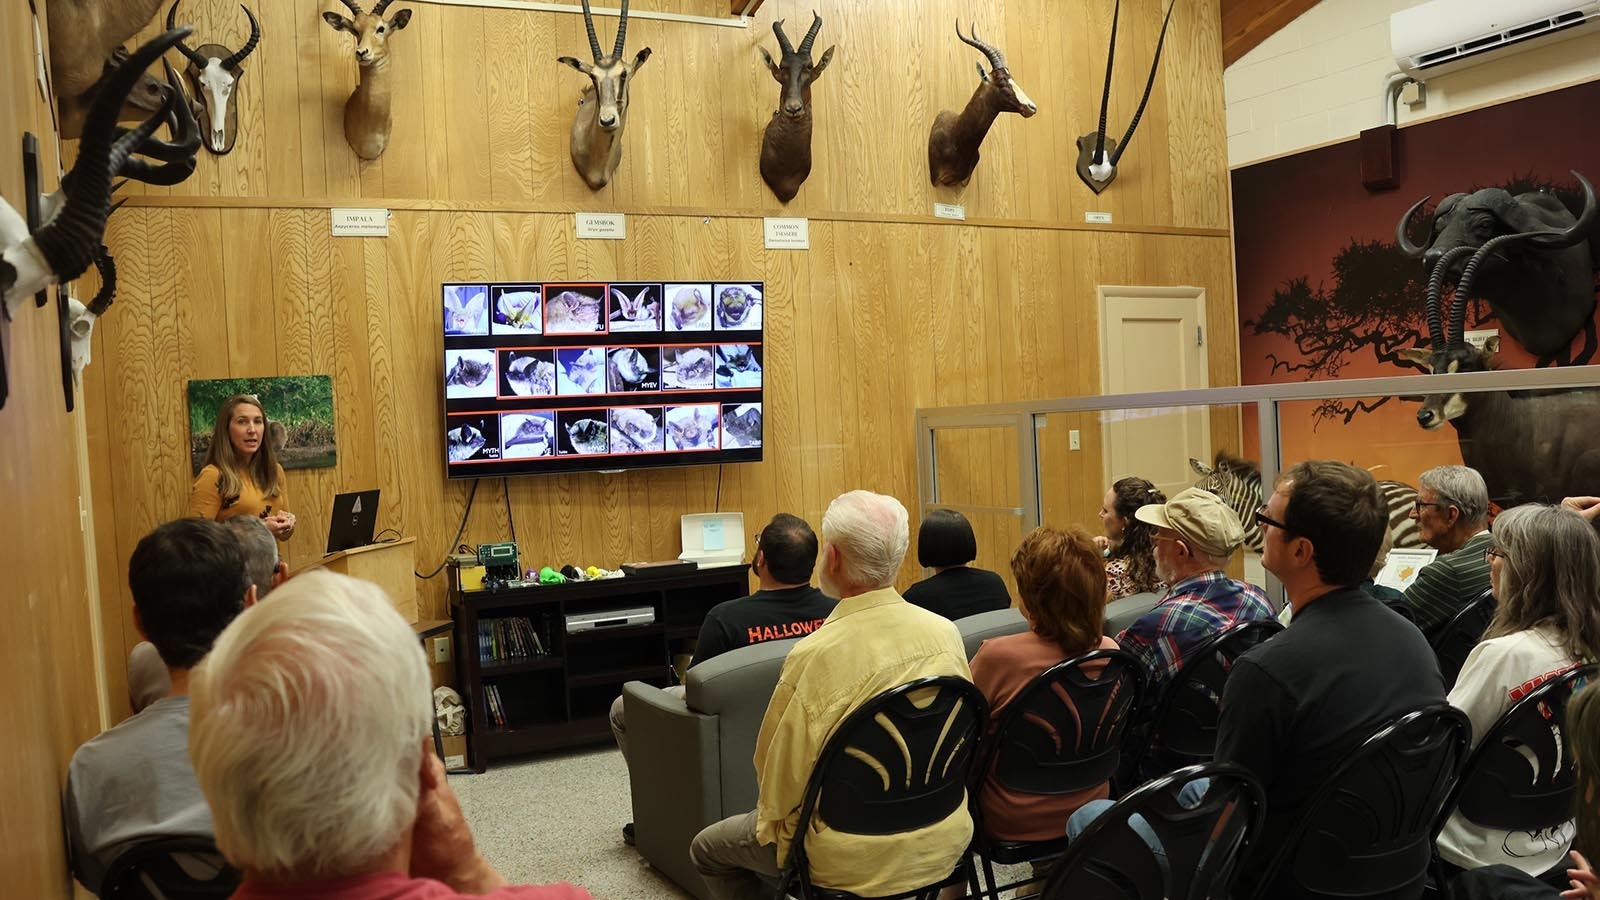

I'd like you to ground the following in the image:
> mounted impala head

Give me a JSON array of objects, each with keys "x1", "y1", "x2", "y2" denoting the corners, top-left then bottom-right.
[
  {"x1": 927, "y1": 20, "x2": 1035, "y2": 188},
  {"x1": 556, "y1": 0, "x2": 652, "y2": 190},
  {"x1": 167, "y1": 0, "x2": 261, "y2": 155},
  {"x1": 322, "y1": 0, "x2": 413, "y2": 160},
  {"x1": 1076, "y1": 0, "x2": 1178, "y2": 194},
  {"x1": 323, "y1": 0, "x2": 411, "y2": 67}
]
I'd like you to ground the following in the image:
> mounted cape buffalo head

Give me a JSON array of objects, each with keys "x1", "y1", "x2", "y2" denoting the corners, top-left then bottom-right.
[
  {"x1": 1396, "y1": 170, "x2": 1598, "y2": 358},
  {"x1": 168, "y1": 0, "x2": 261, "y2": 155},
  {"x1": 1076, "y1": 0, "x2": 1179, "y2": 194}
]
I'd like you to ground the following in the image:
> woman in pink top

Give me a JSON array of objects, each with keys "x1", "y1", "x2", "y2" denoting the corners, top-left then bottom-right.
[{"x1": 970, "y1": 525, "x2": 1119, "y2": 842}]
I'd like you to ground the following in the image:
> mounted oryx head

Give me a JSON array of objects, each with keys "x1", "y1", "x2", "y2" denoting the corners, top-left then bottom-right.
[
  {"x1": 757, "y1": 13, "x2": 835, "y2": 203},
  {"x1": 167, "y1": 0, "x2": 261, "y2": 155},
  {"x1": 322, "y1": 0, "x2": 413, "y2": 160},
  {"x1": 927, "y1": 20, "x2": 1036, "y2": 188},
  {"x1": 556, "y1": 0, "x2": 652, "y2": 191},
  {"x1": 1075, "y1": 0, "x2": 1179, "y2": 194}
]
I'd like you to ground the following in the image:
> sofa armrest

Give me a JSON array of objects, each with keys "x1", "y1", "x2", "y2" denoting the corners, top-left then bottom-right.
[
  {"x1": 1104, "y1": 592, "x2": 1163, "y2": 636},
  {"x1": 624, "y1": 681, "x2": 719, "y2": 899},
  {"x1": 956, "y1": 608, "x2": 1029, "y2": 658}
]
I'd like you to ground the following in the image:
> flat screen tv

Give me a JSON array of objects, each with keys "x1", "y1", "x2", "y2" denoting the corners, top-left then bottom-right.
[{"x1": 441, "y1": 281, "x2": 764, "y2": 477}]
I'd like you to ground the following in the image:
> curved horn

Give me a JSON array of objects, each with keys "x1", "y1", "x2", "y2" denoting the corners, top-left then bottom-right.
[
  {"x1": 1395, "y1": 195, "x2": 1433, "y2": 258},
  {"x1": 578, "y1": 0, "x2": 602, "y2": 60},
  {"x1": 86, "y1": 251, "x2": 117, "y2": 316},
  {"x1": 771, "y1": 19, "x2": 794, "y2": 56},
  {"x1": 1092, "y1": 0, "x2": 1122, "y2": 165},
  {"x1": 955, "y1": 20, "x2": 1005, "y2": 71},
  {"x1": 612, "y1": 0, "x2": 629, "y2": 59},
  {"x1": 1451, "y1": 229, "x2": 1567, "y2": 342},
  {"x1": 371, "y1": 0, "x2": 393, "y2": 14},
  {"x1": 798, "y1": 11, "x2": 823, "y2": 57},
  {"x1": 1424, "y1": 245, "x2": 1473, "y2": 349},
  {"x1": 166, "y1": 0, "x2": 209, "y2": 68},
  {"x1": 1527, "y1": 170, "x2": 1597, "y2": 250},
  {"x1": 337, "y1": 0, "x2": 364, "y2": 15},
  {"x1": 115, "y1": 65, "x2": 200, "y2": 186},
  {"x1": 221, "y1": 5, "x2": 261, "y2": 70},
  {"x1": 1108, "y1": 0, "x2": 1178, "y2": 167}
]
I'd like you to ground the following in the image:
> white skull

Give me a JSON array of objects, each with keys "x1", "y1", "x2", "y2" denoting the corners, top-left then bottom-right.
[
  {"x1": 197, "y1": 60, "x2": 236, "y2": 152},
  {"x1": 434, "y1": 685, "x2": 465, "y2": 736},
  {"x1": 67, "y1": 295, "x2": 99, "y2": 386}
]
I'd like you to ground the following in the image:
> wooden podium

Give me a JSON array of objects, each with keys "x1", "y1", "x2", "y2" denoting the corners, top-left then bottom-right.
[{"x1": 296, "y1": 537, "x2": 419, "y2": 623}]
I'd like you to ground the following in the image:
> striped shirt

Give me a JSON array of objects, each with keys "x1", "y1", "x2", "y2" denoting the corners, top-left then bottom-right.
[
  {"x1": 1403, "y1": 530, "x2": 1494, "y2": 635},
  {"x1": 1116, "y1": 570, "x2": 1274, "y2": 696}
]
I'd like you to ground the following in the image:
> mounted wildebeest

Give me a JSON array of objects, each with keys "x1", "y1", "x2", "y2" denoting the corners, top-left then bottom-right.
[
  {"x1": 1396, "y1": 170, "x2": 1599, "y2": 358},
  {"x1": 1401, "y1": 219, "x2": 1600, "y2": 509}
]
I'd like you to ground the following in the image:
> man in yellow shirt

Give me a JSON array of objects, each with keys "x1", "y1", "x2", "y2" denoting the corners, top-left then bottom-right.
[{"x1": 688, "y1": 490, "x2": 974, "y2": 900}]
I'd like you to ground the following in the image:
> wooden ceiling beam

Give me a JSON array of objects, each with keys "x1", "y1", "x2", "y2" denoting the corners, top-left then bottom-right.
[{"x1": 1221, "y1": 0, "x2": 1322, "y2": 66}]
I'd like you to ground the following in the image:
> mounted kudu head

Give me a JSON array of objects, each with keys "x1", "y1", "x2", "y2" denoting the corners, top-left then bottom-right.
[
  {"x1": 557, "y1": 0, "x2": 652, "y2": 191},
  {"x1": 322, "y1": 0, "x2": 413, "y2": 160},
  {"x1": 167, "y1": 0, "x2": 261, "y2": 155},
  {"x1": 757, "y1": 13, "x2": 834, "y2": 203},
  {"x1": 1076, "y1": 0, "x2": 1178, "y2": 194},
  {"x1": 927, "y1": 21, "x2": 1035, "y2": 188}
]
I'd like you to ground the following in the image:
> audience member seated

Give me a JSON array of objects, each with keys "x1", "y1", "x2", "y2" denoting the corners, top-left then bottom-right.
[
  {"x1": 1404, "y1": 464, "x2": 1494, "y2": 635},
  {"x1": 129, "y1": 515, "x2": 288, "y2": 712},
  {"x1": 1559, "y1": 683, "x2": 1600, "y2": 899},
  {"x1": 1115, "y1": 487, "x2": 1271, "y2": 700},
  {"x1": 1218, "y1": 460, "x2": 1445, "y2": 899},
  {"x1": 188, "y1": 569, "x2": 590, "y2": 899},
  {"x1": 1437, "y1": 503, "x2": 1600, "y2": 876},
  {"x1": 1097, "y1": 476, "x2": 1166, "y2": 600},
  {"x1": 65, "y1": 518, "x2": 256, "y2": 894},
  {"x1": 903, "y1": 508, "x2": 1012, "y2": 620},
  {"x1": 612, "y1": 513, "x2": 833, "y2": 843},
  {"x1": 689, "y1": 490, "x2": 973, "y2": 900}
]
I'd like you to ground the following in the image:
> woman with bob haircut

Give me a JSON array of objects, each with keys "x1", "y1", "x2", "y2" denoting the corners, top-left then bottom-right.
[
  {"x1": 1437, "y1": 503, "x2": 1600, "y2": 876},
  {"x1": 903, "y1": 508, "x2": 1011, "y2": 621},
  {"x1": 1097, "y1": 476, "x2": 1166, "y2": 600},
  {"x1": 188, "y1": 394, "x2": 295, "y2": 541}
]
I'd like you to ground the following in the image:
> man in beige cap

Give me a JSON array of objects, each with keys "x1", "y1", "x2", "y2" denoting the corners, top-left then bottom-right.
[{"x1": 1114, "y1": 487, "x2": 1273, "y2": 698}]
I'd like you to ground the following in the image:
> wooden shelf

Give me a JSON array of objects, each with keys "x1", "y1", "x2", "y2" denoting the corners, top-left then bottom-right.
[
  {"x1": 480, "y1": 656, "x2": 563, "y2": 676},
  {"x1": 567, "y1": 665, "x2": 669, "y2": 689}
]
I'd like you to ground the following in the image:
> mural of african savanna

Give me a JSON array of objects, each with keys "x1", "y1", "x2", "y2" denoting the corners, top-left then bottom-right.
[{"x1": 187, "y1": 375, "x2": 337, "y2": 473}]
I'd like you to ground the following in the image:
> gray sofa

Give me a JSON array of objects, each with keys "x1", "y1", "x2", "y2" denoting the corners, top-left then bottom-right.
[{"x1": 623, "y1": 593, "x2": 1163, "y2": 898}]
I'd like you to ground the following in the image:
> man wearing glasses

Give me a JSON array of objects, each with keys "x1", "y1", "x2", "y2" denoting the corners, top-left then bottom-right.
[{"x1": 1402, "y1": 465, "x2": 1494, "y2": 637}]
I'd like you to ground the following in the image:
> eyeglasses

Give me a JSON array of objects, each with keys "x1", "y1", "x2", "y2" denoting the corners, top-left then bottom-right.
[
  {"x1": 1413, "y1": 501, "x2": 1451, "y2": 512},
  {"x1": 1254, "y1": 505, "x2": 1292, "y2": 533},
  {"x1": 1484, "y1": 546, "x2": 1508, "y2": 563}
]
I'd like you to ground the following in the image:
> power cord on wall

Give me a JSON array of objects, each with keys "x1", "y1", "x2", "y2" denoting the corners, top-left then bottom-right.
[
  {"x1": 503, "y1": 477, "x2": 518, "y2": 548},
  {"x1": 416, "y1": 478, "x2": 480, "y2": 579},
  {"x1": 715, "y1": 464, "x2": 724, "y2": 512}
]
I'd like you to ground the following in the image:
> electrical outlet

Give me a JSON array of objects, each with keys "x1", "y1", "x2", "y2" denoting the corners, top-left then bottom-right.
[
  {"x1": 432, "y1": 637, "x2": 450, "y2": 664},
  {"x1": 1069, "y1": 429, "x2": 1081, "y2": 451}
]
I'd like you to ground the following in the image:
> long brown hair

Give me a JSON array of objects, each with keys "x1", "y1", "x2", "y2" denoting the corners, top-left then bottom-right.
[
  {"x1": 205, "y1": 394, "x2": 282, "y2": 508},
  {"x1": 1569, "y1": 683, "x2": 1600, "y2": 864},
  {"x1": 1010, "y1": 525, "x2": 1107, "y2": 656},
  {"x1": 1107, "y1": 477, "x2": 1164, "y2": 593},
  {"x1": 1482, "y1": 504, "x2": 1600, "y2": 663}
]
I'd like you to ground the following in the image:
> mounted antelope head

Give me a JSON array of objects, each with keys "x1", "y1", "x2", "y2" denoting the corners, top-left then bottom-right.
[
  {"x1": 167, "y1": 0, "x2": 262, "y2": 155},
  {"x1": 758, "y1": 14, "x2": 834, "y2": 204},
  {"x1": 927, "y1": 21, "x2": 1036, "y2": 188},
  {"x1": 556, "y1": 0, "x2": 652, "y2": 191},
  {"x1": 322, "y1": 0, "x2": 413, "y2": 160},
  {"x1": 47, "y1": 0, "x2": 174, "y2": 138},
  {"x1": 1076, "y1": 0, "x2": 1178, "y2": 194}
]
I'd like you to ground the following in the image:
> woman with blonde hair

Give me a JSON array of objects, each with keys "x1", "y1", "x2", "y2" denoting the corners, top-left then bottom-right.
[
  {"x1": 1438, "y1": 503, "x2": 1600, "y2": 876},
  {"x1": 188, "y1": 394, "x2": 295, "y2": 541}
]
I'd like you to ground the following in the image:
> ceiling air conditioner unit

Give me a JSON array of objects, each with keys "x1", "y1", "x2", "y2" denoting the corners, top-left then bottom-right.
[{"x1": 1392, "y1": 0, "x2": 1600, "y2": 80}]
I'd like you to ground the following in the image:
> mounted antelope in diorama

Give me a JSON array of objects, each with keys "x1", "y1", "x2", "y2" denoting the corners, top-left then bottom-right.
[
  {"x1": 167, "y1": 0, "x2": 262, "y2": 155},
  {"x1": 1075, "y1": 0, "x2": 1179, "y2": 194},
  {"x1": 47, "y1": 0, "x2": 173, "y2": 139},
  {"x1": 322, "y1": 0, "x2": 414, "y2": 160},
  {"x1": 927, "y1": 21, "x2": 1036, "y2": 188},
  {"x1": 556, "y1": 0, "x2": 652, "y2": 191},
  {"x1": 757, "y1": 14, "x2": 835, "y2": 204}
]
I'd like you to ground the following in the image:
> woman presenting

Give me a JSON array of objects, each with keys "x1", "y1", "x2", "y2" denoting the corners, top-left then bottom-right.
[{"x1": 189, "y1": 394, "x2": 296, "y2": 541}]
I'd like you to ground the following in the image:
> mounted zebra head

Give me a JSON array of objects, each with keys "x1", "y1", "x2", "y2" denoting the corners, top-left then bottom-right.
[
  {"x1": 168, "y1": 0, "x2": 261, "y2": 155},
  {"x1": 1075, "y1": 0, "x2": 1179, "y2": 194}
]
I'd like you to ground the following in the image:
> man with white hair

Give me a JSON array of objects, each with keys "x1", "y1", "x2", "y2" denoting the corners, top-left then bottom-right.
[
  {"x1": 1404, "y1": 464, "x2": 1493, "y2": 636},
  {"x1": 188, "y1": 569, "x2": 591, "y2": 899},
  {"x1": 688, "y1": 490, "x2": 973, "y2": 900}
]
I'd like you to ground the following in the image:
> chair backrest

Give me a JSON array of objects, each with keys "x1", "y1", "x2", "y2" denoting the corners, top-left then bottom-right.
[
  {"x1": 1445, "y1": 663, "x2": 1596, "y2": 832},
  {"x1": 99, "y1": 836, "x2": 239, "y2": 900},
  {"x1": 981, "y1": 649, "x2": 1145, "y2": 797},
  {"x1": 1252, "y1": 705, "x2": 1472, "y2": 900},
  {"x1": 1148, "y1": 620, "x2": 1283, "y2": 768},
  {"x1": 1040, "y1": 762, "x2": 1265, "y2": 900},
  {"x1": 1430, "y1": 590, "x2": 1497, "y2": 687}
]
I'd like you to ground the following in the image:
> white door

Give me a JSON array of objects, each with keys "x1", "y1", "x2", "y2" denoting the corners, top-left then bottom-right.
[{"x1": 1098, "y1": 287, "x2": 1210, "y2": 502}]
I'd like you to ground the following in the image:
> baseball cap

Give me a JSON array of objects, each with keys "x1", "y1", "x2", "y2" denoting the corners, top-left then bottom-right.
[{"x1": 1134, "y1": 487, "x2": 1246, "y2": 558}]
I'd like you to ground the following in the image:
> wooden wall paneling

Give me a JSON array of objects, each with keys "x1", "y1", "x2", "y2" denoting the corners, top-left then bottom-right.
[
  {"x1": 485, "y1": 8, "x2": 535, "y2": 205},
  {"x1": 259, "y1": 0, "x2": 301, "y2": 198},
  {"x1": 1168, "y1": 0, "x2": 1228, "y2": 229},
  {"x1": 223, "y1": 207, "x2": 279, "y2": 376},
  {"x1": 324, "y1": 226, "x2": 379, "y2": 498}
]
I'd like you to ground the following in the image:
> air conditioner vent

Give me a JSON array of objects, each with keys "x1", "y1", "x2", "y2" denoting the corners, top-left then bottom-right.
[{"x1": 1393, "y1": 1, "x2": 1599, "y2": 80}]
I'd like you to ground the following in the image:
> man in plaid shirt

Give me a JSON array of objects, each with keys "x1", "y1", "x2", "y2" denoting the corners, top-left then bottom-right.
[{"x1": 1116, "y1": 487, "x2": 1273, "y2": 696}]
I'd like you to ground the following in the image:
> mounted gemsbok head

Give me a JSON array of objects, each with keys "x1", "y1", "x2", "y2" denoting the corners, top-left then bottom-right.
[
  {"x1": 556, "y1": 0, "x2": 652, "y2": 191},
  {"x1": 927, "y1": 20, "x2": 1036, "y2": 188},
  {"x1": 1075, "y1": 0, "x2": 1179, "y2": 194},
  {"x1": 167, "y1": 0, "x2": 261, "y2": 155},
  {"x1": 322, "y1": 0, "x2": 413, "y2": 160},
  {"x1": 758, "y1": 13, "x2": 834, "y2": 203}
]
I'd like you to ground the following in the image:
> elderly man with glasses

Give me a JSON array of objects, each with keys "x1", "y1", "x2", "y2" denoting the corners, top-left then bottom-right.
[{"x1": 1402, "y1": 465, "x2": 1494, "y2": 637}]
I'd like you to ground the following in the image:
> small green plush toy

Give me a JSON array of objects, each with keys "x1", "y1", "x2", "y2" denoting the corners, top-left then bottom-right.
[{"x1": 538, "y1": 566, "x2": 566, "y2": 585}]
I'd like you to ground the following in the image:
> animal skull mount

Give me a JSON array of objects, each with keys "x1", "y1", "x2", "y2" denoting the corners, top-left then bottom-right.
[
  {"x1": 167, "y1": 0, "x2": 261, "y2": 155},
  {"x1": 927, "y1": 20, "x2": 1036, "y2": 189},
  {"x1": 323, "y1": 0, "x2": 413, "y2": 161},
  {"x1": 1075, "y1": 0, "x2": 1179, "y2": 194},
  {"x1": 556, "y1": 0, "x2": 652, "y2": 191},
  {"x1": 757, "y1": 13, "x2": 835, "y2": 204}
]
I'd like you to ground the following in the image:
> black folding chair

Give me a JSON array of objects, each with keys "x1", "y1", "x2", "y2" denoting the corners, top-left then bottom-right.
[
  {"x1": 1429, "y1": 590, "x2": 1497, "y2": 688},
  {"x1": 1246, "y1": 705, "x2": 1472, "y2": 900},
  {"x1": 1038, "y1": 762, "x2": 1264, "y2": 900},
  {"x1": 776, "y1": 676, "x2": 988, "y2": 900},
  {"x1": 1124, "y1": 620, "x2": 1282, "y2": 785},
  {"x1": 967, "y1": 649, "x2": 1145, "y2": 900},
  {"x1": 1434, "y1": 663, "x2": 1596, "y2": 880},
  {"x1": 99, "y1": 836, "x2": 238, "y2": 900}
]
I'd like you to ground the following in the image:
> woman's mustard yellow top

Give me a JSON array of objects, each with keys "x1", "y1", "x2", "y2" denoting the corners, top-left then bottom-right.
[{"x1": 188, "y1": 464, "x2": 289, "y2": 527}]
